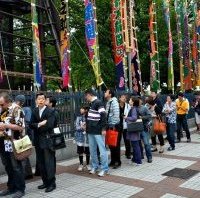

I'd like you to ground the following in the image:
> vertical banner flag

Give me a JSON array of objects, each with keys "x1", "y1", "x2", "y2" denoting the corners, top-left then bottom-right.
[
  {"x1": 60, "y1": 0, "x2": 70, "y2": 88},
  {"x1": 163, "y1": 0, "x2": 174, "y2": 92},
  {"x1": 175, "y1": 0, "x2": 192, "y2": 90},
  {"x1": 0, "y1": 54, "x2": 3, "y2": 82},
  {"x1": 194, "y1": 4, "x2": 200, "y2": 86},
  {"x1": 197, "y1": 7, "x2": 200, "y2": 86},
  {"x1": 111, "y1": 0, "x2": 125, "y2": 90},
  {"x1": 84, "y1": 0, "x2": 103, "y2": 86},
  {"x1": 31, "y1": 0, "x2": 43, "y2": 88},
  {"x1": 149, "y1": 0, "x2": 160, "y2": 91}
]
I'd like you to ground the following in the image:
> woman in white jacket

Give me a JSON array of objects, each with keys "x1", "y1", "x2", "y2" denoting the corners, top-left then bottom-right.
[{"x1": 119, "y1": 94, "x2": 131, "y2": 159}]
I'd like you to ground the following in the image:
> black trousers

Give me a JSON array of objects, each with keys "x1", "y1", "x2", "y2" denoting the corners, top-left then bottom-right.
[
  {"x1": 177, "y1": 114, "x2": 191, "y2": 140},
  {"x1": 122, "y1": 129, "x2": 131, "y2": 157},
  {"x1": 151, "y1": 134, "x2": 164, "y2": 146},
  {"x1": 109, "y1": 130, "x2": 122, "y2": 165},
  {"x1": 0, "y1": 149, "x2": 25, "y2": 193},
  {"x1": 37, "y1": 146, "x2": 56, "y2": 187}
]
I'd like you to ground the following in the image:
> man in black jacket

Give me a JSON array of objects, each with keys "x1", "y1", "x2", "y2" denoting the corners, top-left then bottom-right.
[{"x1": 30, "y1": 93, "x2": 56, "y2": 193}]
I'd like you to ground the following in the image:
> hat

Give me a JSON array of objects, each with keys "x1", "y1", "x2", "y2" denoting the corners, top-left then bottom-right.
[
  {"x1": 178, "y1": 92, "x2": 184, "y2": 97},
  {"x1": 15, "y1": 95, "x2": 26, "y2": 104}
]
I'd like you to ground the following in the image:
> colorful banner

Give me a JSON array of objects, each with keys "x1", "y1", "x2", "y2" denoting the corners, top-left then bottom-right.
[
  {"x1": 31, "y1": 0, "x2": 43, "y2": 88},
  {"x1": 149, "y1": 0, "x2": 160, "y2": 91},
  {"x1": 197, "y1": 8, "x2": 200, "y2": 86},
  {"x1": 111, "y1": 0, "x2": 125, "y2": 90},
  {"x1": 175, "y1": 0, "x2": 192, "y2": 91},
  {"x1": 60, "y1": 0, "x2": 70, "y2": 88},
  {"x1": 84, "y1": 0, "x2": 103, "y2": 87},
  {"x1": 163, "y1": 0, "x2": 174, "y2": 91},
  {"x1": 0, "y1": 54, "x2": 3, "y2": 82}
]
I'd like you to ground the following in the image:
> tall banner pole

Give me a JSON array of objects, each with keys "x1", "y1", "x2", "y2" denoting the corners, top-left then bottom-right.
[
  {"x1": 31, "y1": 0, "x2": 43, "y2": 91},
  {"x1": 111, "y1": 0, "x2": 125, "y2": 90},
  {"x1": 84, "y1": 0, "x2": 103, "y2": 87},
  {"x1": 60, "y1": 0, "x2": 71, "y2": 90},
  {"x1": 149, "y1": 0, "x2": 160, "y2": 92},
  {"x1": 163, "y1": 0, "x2": 174, "y2": 93}
]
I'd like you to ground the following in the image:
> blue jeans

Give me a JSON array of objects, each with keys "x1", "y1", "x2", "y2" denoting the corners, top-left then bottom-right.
[
  {"x1": 88, "y1": 134, "x2": 109, "y2": 171},
  {"x1": 140, "y1": 131, "x2": 152, "y2": 160},
  {"x1": 131, "y1": 141, "x2": 142, "y2": 164},
  {"x1": 166, "y1": 122, "x2": 176, "y2": 148}
]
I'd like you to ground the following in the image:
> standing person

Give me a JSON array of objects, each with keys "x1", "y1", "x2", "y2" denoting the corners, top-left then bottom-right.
[
  {"x1": 138, "y1": 97, "x2": 152, "y2": 163},
  {"x1": 75, "y1": 105, "x2": 91, "y2": 171},
  {"x1": 163, "y1": 95, "x2": 176, "y2": 151},
  {"x1": 15, "y1": 95, "x2": 33, "y2": 180},
  {"x1": 125, "y1": 97, "x2": 142, "y2": 165},
  {"x1": 147, "y1": 97, "x2": 165, "y2": 153},
  {"x1": 0, "y1": 93, "x2": 25, "y2": 198},
  {"x1": 193, "y1": 95, "x2": 200, "y2": 132},
  {"x1": 30, "y1": 93, "x2": 56, "y2": 192},
  {"x1": 176, "y1": 92, "x2": 191, "y2": 142},
  {"x1": 104, "y1": 89, "x2": 121, "y2": 169},
  {"x1": 85, "y1": 89, "x2": 109, "y2": 177},
  {"x1": 119, "y1": 93, "x2": 131, "y2": 159}
]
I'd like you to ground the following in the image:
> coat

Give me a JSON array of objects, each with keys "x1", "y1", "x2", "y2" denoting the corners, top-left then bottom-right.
[{"x1": 30, "y1": 106, "x2": 55, "y2": 149}]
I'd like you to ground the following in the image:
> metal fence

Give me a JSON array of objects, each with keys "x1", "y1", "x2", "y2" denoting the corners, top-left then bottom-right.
[{"x1": 4, "y1": 90, "x2": 196, "y2": 139}]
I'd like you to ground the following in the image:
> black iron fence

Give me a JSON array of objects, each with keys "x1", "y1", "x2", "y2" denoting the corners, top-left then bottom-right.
[{"x1": 2, "y1": 90, "x2": 197, "y2": 139}]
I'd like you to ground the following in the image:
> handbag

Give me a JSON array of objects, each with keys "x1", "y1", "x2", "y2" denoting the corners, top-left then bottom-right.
[
  {"x1": 105, "y1": 129, "x2": 118, "y2": 147},
  {"x1": 12, "y1": 135, "x2": 33, "y2": 161},
  {"x1": 49, "y1": 127, "x2": 66, "y2": 150},
  {"x1": 127, "y1": 119, "x2": 144, "y2": 133},
  {"x1": 153, "y1": 117, "x2": 166, "y2": 134}
]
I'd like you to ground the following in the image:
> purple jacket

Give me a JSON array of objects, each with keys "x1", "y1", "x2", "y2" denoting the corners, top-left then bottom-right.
[{"x1": 125, "y1": 107, "x2": 140, "y2": 141}]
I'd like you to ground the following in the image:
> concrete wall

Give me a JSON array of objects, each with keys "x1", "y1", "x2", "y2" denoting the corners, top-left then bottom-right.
[{"x1": 0, "y1": 118, "x2": 197, "y2": 175}]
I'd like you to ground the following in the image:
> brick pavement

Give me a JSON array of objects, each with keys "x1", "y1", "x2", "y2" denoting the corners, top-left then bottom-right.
[{"x1": 0, "y1": 133, "x2": 200, "y2": 198}]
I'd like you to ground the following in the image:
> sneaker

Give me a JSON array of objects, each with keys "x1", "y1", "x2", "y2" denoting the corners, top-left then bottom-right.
[
  {"x1": 167, "y1": 147, "x2": 175, "y2": 151},
  {"x1": 78, "y1": 164, "x2": 84, "y2": 171},
  {"x1": 135, "y1": 163, "x2": 142, "y2": 166},
  {"x1": 159, "y1": 146, "x2": 164, "y2": 153},
  {"x1": 98, "y1": 170, "x2": 109, "y2": 177},
  {"x1": 187, "y1": 138, "x2": 191, "y2": 143},
  {"x1": 85, "y1": 165, "x2": 92, "y2": 171},
  {"x1": 89, "y1": 168, "x2": 97, "y2": 174},
  {"x1": 12, "y1": 191, "x2": 25, "y2": 198}
]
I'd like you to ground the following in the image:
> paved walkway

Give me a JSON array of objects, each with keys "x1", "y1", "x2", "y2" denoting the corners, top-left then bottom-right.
[{"x1": 0, "y1": 133, "x2": 200, "y2": 198}]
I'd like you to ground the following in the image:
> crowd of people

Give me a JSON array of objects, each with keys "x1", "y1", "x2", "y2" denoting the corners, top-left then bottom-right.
[{"x1": 0, "y1": 90, "x2": 199, "y2": 198}]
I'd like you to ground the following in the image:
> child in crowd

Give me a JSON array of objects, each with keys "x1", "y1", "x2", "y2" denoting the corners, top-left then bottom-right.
[{"x1": 75, "y1": 105, "x2": 91, "y2": 171}]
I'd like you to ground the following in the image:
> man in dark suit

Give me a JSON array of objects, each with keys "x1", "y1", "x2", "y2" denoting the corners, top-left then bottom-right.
[{"x1": 30, "y1": 93, "x2": 56, "y2": 193}]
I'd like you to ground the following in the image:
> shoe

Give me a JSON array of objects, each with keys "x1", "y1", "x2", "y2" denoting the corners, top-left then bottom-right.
[
  {"x1": 85, "y1": 165, "x2": 92, "y2": 171},
  {"x1": 25, "y1": 175, "x2": 33, "y2": 180},
  {"x1": 45, "y1": 185, "x2": 56, "y2": 193},
  {"x1": 126, "y1": 156, "x2": 131, "y2": 159},
  {"x1": 12, "y1": 191, "x2": 25, "y2": 198},
  {"x1": 151, "y1": 148, "x2": 158, "y2": 152},
  {"x1": 77, "y1": 164, "x2": 84, "y2": 171},
  {"x1": 135, "y1": 163, "x2": 142, "y2": 166},
  {"x1": 98, "y1": 170, "x2": 109, "y2": 177},
  {"x1": 112, "y1": 163, "x2": 121, "y2": 169},
  {"x1": 0, "y1": 189, "x2": 15, "y2": 196},
  {"x1": 175, "y1": 139, "x2": 181, "y2": 143},
  {"x1": 167, "y1": 147, "x2": 175, "y2": 151},
  {"x1": 187, "y1": 138, "x2": 191, "y2": 143},
  {"x1": 89, "y1": 168, "x2": 97, "y2": 174},
  {"x1": 109, "y1": 162, "x2": 115, "y2": 167},
  {"x1": 147, "y1": 159, "x2": 152, "y2": 163},
  {"x1": 159, "y1": 146, "x2": 164, "y2": 153},
  {"x1": 38, "y1": 184, "x2": 47, "y2": 189}
]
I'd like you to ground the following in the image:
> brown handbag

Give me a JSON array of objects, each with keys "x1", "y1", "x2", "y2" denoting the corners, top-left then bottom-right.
[
  {"x1": 12, "y1": 135, "x2": 33, "y2": 161},
  {"x1": 153, "y1": 117, "x2": 166, "y2": 134}
]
